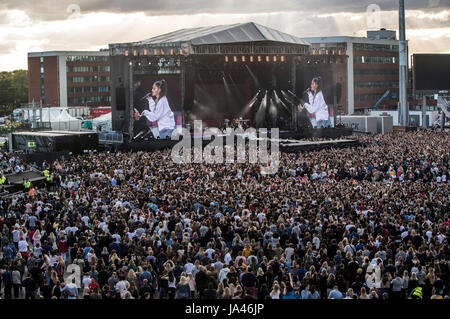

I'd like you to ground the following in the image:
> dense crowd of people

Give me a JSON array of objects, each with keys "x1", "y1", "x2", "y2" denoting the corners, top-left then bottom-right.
[{"x1": 0, "y1": 130, "x2": 448, "y2": 300}]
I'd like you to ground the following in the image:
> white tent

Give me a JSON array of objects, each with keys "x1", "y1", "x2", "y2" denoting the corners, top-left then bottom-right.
[
  {"x1": 51, "y1": 109, "x2": 81, "y2": 131},
  {"x1": 92, "y1": 112, "x2": 112, "y2": 131}
]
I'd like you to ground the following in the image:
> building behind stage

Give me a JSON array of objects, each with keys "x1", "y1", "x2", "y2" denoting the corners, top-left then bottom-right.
[
  {"x1": 27, "y1": 51, "x2": 112, "y2": 108},
  {"x1": 304, "y1": 29, "x2": 424, "y2": 115}
]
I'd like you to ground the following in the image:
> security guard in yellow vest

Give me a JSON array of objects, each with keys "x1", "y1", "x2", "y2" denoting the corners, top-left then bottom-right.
[
  {"x1": 44, "y1": 169, "x2": 52, "y2": 183},
  {"x1": 44, "y1": 169, "x2": 52, "y2": 190},
  {"x1": 23, "y1": 178, "x2": 31, "y2": 190},
  {"x1": 0, "y1": 175, "x2": 6, "y2": 185},
  {"x1": 411, "y1": 286, "x2": 423, "y2": 299}
]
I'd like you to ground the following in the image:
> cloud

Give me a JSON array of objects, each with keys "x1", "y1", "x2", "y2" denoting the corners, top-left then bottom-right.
[
  {"x1": 1, "y1": 0, "x2": 449, "y2": 22},
  {"x1": 0, "y1": 2, "x2": 449, "y2": 71}
]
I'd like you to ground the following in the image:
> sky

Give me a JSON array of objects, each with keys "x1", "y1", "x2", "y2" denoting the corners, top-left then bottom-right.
[{"x1": 0, "y1": 0, "x2": 449, "y2": 71}]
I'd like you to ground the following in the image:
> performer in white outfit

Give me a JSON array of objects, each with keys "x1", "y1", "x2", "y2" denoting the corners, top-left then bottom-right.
[
  {"x1": 297, "y1": 76, "x2": 330, "y2": 128},
  {"x1": 134, "y1": 79, "x2": 175, "y2": 139}
]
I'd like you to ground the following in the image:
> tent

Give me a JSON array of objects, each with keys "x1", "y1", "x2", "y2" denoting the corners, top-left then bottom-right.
[
  {"x1": 50, "y1": 109, "x2": 81, "y2": 131},
  {"x1": 91, "y1": 112, "x2": 112, "y2": 132}
]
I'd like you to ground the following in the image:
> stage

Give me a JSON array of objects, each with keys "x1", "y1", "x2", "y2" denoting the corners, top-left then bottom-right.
[
  {"x1": 120, "y1": 127, "x2": 357, "y2": 153},
  {"x1": 278, "y1": 138, "x2": 359, "y2": 152},
  {"x1": 11, "y1": 131, "x2": 98, "y2": 154}
]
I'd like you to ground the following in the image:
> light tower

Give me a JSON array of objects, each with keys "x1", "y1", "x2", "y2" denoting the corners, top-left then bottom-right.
[{"x1": 398, "y1": 0, "x2": 409, "y2": 126}]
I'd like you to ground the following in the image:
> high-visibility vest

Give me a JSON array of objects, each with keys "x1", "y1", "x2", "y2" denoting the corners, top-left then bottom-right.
[
  {"x1": 0, "y1": 176, "x2": 6, "y2": 185},
  {"x1": 44, "y1": 170, "x2": 51, "y2": 182},
  {"x1": 24, "y1": 181, "x2": 31, "y2": 189},
  {"x1": 412, "y1": 287, "x2": 423, "y2": 299}
]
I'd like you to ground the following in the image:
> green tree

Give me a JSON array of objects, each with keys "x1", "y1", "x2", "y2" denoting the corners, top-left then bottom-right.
[{"x1": 0, "y1": 70, "x2": 28, "y2": 116}]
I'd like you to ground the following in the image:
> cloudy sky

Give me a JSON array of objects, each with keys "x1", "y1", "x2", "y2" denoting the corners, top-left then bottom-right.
[{"x1": 0, "y1": 0, "x2": 449, "y2": 71}]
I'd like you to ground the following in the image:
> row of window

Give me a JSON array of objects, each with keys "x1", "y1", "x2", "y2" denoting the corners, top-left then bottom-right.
[
  {"x1": 68, "y1": 96, "x2": 111, "y2": 104},
  {"x1": 354, "y1": 43, "x2": 399, "y2": 52},
  {"x1": 67, "y1": 66, "x2": 111, "y2": 73},
  {"x1": 354, "y1": 56, "x2": 398, "y2": 64},
  {"x1": 355, "y1": 94, "x2": 391, "y2": 102},
  {"x1": 354, "y1": 68, "x2": 398, "y2": 76},
  {"x1": 355, "y1": 81, "x2": 399, "y2": 88},
  {"x1": 66, "y1": 55, "x2": 109, "y2": 62},
  {"x1": 67, "y1": 86, "x2": 111, "y2": 93},
  {"x1": 68, "y1": 76, "x2": 110, "y2": 83}
]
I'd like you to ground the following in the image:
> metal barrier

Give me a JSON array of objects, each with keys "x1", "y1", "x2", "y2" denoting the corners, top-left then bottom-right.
[{"x1": 98, "y1": 131, "x2": 124, "y2": 145}]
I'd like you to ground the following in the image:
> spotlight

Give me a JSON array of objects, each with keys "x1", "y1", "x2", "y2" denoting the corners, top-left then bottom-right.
[
  {"x1": 133, "y1": 50, "x2": 137, "y2": 56},
  {"x1": 241, "y1": 56, "x2": 246, "y2": 62},
  {"x1": 250, "y1": 56, "x2": 254, "y2": 62},
  {"x1": 233, "y1": 56, "x2": 237, "y2": 63},
  {"x1": 143, "y1": 49, "x2": 148, "y2": 55},
  {"x1": 161, "y1": 49, "x2": 165, "y2": 55},
  {"x1": 225, "y1": 56, "x2": 229, "y2": 63},
  {"x1": 273, "y1": 56, "x2": 277, "y2": 62},
  {"x1": 281, "y1": 56, "x2": 285, "y2": 62},
  {"x1": 266, "y1": 56, "x2": 270, "y2": 62},
  {"x1": 124, "y1": 50, "x2": 129, "y2": 56},
  {"x1": 170, "y1": 49, "x2": 174, "y2": 55},
  {"x1": 258, "y1": 56, "x2": 262, "y2": 62},
  {"x1": 153, "y1": 49, "x2": 157, "y2": 55}
]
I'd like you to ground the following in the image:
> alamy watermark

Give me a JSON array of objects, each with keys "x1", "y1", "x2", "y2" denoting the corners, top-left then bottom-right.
[
  {"x1": 63, "y1": 264, "x2": 81, "y2": 287},
  {"x1": 67, "y1": 4, "x2": 81, "y2": 19},
  {"x1": 366, "y1": 4, "x2": 381, "y2": 30},
  {"x1": 171, "y1": 120, "x2": 280, "y2": 175}
]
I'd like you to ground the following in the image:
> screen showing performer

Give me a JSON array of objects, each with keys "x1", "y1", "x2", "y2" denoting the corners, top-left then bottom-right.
[
  {"x1": 297, "y1": 76, "x2": 331, "y2": 128},
  {"x1": 134, "y1": 79, "x2": 176, "y2": 139}
]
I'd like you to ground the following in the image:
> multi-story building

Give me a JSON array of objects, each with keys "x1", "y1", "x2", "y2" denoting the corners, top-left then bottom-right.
[
  {"x1": 28, "y1": 50, "x2": 111, "y2": 108},
  {"x1": 304, "y1": 29, "x2": 408, "y2": 114}
]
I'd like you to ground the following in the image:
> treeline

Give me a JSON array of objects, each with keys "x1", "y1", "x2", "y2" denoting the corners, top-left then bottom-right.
[{"x1": 0, "y1": 70, "x2": 28, "y2": 116}]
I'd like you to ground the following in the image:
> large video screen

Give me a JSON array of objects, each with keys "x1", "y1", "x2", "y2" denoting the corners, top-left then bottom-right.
[
  {"x1": 414, "y1": 54, "x2": 450, "y2": 91},
  {"x1": 132, "y1": 74, "x2": 182, "y2": 137}
]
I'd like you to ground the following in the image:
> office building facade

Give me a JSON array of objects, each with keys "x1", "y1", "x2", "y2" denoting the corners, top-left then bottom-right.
[{"x1": 28, "y1": 51, "x2": 111, "y2": 108}]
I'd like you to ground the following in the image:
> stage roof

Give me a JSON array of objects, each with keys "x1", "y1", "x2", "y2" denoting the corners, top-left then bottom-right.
[{"x1": 110, "y1": 22, "x2": 311, "y2": 48}]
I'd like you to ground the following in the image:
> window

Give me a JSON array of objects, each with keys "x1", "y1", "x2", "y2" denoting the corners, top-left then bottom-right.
[
  {"x1": 355, "y1": 81, "x2": 399, "y2": 88},
  {"x1": 355, "y1": 94, "x2": 393, "y2": 102},
  {"x1": 354, "y1": 43, "x2": 399, "y2": 52},
  {"x1": 66, "y1": 55, "x2": 109, "y2": 62},
  {"x1": 67, "y1": 66, "x2": 110, "y2": 73},
  {"x1": 40, "y1": 66, "x2": 44, "y2": 73},
  {"x1": 354, "y1": 68, "x2": 398, "y2": 75},
  {"x1": 67, "y1": 76, "x2": 110, "y2": 83},
  {"x1": 354, "y1": 56, "x2": 397, "y2": 64},
  {"x1": 98, "y1": 86, "x2": 110, "y2": 92},
  {"x1": 40, "y1": 57, "x2": 44, "y2": 63}
]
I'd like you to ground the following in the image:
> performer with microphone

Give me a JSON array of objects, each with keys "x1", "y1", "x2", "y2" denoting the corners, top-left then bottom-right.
[
  {"x1": 297, "y1": 76, "x2": 330, "y2": 128},
  {"x1": 134, "y1": 79, "x2": 175, "y2": 139}
]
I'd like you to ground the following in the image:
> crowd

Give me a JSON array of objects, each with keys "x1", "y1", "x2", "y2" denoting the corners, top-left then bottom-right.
[{"x1": 0, "y1": 130, "x2": 448, "y2": 300}]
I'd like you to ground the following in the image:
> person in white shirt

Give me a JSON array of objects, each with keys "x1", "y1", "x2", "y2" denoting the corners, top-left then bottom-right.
[
  {"x1": 298, "y1": 76, "x2": 330, "y2": 128},
  {"x1": 18, "y1": 239, "x2": 29, "y2": 257},
  {"x1": 116, "y1": 278, "x2": 130, "y2": 298},
  {"x1": 134, "y1": 79, "x2": 175, "y2": 139}
]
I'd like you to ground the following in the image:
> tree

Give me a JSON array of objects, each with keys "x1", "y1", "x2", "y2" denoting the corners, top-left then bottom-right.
[{"x1": 0, "y1": 70, "x2": 28, "y2": 116}]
